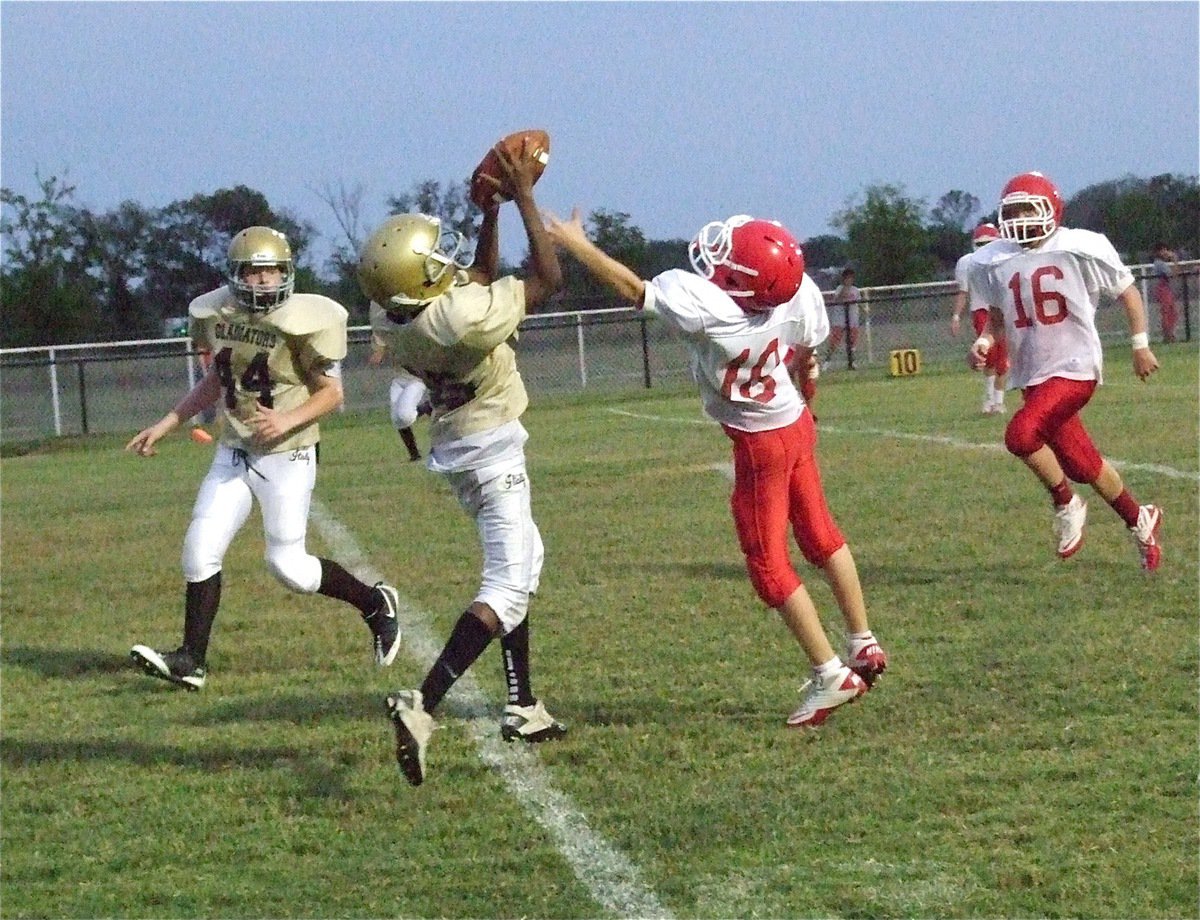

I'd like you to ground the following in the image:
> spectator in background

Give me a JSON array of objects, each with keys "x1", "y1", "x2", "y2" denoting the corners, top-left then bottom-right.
[
  {"x1": 823, "y1": 268, "x2": 861, "y2": 370},
  {"x1": 1151, "y1": 242, "x2": 1179, "y2": 343},
  {"x1": 952, "y1": 223, "x2": 1009, "y2": 414}
]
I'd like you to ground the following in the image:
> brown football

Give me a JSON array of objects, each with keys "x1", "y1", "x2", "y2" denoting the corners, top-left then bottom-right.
[{"x1": 469, "y1": 129, "x2": 551, "y2": 210}]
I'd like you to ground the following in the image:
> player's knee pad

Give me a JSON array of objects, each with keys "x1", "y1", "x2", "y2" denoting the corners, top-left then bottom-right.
[
  {"x1": 477, "y1": 586, "x2": 529, "y2": 635},
  {"x1": 182, "y1": 525, "x2": 224, "y2": 583},
  {"x1": 264, "y1": 542, "x2": 322, "y2": 594},
  {"x1": 746, "y1": 557, "x2": 801, "y2": 609},
  {"x1": 1004, "y1": 412, "x2": 1044, "y2": 458},
  {"x1": 797, "y1": 534, "x2": 845, "y2": 569}
]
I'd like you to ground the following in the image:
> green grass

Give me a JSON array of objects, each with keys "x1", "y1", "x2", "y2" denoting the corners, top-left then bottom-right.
[{"x1": 3, "y1": 346, "x2": 1197, "y2": 918}]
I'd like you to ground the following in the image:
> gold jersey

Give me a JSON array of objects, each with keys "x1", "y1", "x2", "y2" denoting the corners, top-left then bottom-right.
[
  {"x1": 370, "y1": 276, "x2": 528, "y2": 443},
  {"x1": 189, "y1": 287, "x2": 348, "y2": 453}
]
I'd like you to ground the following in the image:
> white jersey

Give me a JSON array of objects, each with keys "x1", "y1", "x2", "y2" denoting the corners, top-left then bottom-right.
[
  {"x1": 967, "y1": 228, "x2": 1134, "y2": 389},
  {"x1": 954, "y1": 252, "x2": 992, "y2": 312},
  {"x1": 642, "y1": 269, "x2": 829, "y2": 432}
]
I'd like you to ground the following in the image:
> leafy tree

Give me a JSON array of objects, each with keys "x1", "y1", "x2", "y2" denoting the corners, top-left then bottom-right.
[
  {"x1": 929, "y1": 190, "x2": 980, "y2": 232},
  {"x1": 800, "y1": 234, "x2": 848, "y2": 272},
  {"x1": 832, "y1": 184, "x2": 937, "y2": 285},
  {"x1": 1066, "y1": 173, "x2": 1199, "y2": 260},
  {"x1": 0, "y1": 174, "x2": 100, "y2": 346},
  {"x1": 385, "y1": 178, "x2": 478, "y2": 243}
]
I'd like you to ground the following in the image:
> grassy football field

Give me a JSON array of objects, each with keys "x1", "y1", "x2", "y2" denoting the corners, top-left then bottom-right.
[{"x1": 2, "y1": 346, "x2": 1197, "y2": 919}]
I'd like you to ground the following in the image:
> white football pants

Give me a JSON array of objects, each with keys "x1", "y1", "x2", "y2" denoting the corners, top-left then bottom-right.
[
  {"x1": 444, "y1": 453, "x2": 543, "y2": 635},
  {"x1": 389, "y1": 373, "x2": 428, "y2": 430},
  {"x1": 182, "y1": 444, "x2": 323, "y2": 594}
]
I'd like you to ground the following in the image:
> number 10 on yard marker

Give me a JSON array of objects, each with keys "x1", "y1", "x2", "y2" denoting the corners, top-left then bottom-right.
[{"x1": 889, "y1": 348, "x2": 922, "y2": 377}]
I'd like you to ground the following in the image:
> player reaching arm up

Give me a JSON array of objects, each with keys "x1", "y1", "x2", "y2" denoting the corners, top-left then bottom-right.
[
  {"x1": 360, "y1": 136, "x2": 565, "y2": 786},
  {"x1": 545, "y1": 207, "x2": 887, "y2": 730}
]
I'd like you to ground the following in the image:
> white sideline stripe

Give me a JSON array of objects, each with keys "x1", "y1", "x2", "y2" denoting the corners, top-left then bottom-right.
[
  {"x1": 606, "y1": 408, "x2": 1199, "y2": 482},
  {"x1": 310, "y1": 500, "x2": 674, "y2": 920}
]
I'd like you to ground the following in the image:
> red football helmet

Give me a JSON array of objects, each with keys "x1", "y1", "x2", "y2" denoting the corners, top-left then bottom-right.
[
  {"x1": 688, "y1": 215, "x2": 805, "y2": 311},
  {"x1": 997, "y1": 172, "x2": 1063, "y2": 245},
  {"x1": 972, "y1": 223, "x2": 999, "y2": 248}
]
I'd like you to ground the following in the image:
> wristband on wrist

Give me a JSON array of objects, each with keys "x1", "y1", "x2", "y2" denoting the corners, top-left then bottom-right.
[
  {"x1": 1130, "y1": 332, "x2": 1149, "y2": 350},
  {"x1": 973, "y1": 335, "x2": 991, "y2": 352}
]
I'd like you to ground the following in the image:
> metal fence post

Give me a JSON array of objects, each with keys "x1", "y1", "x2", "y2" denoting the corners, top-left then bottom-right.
[
  {"x1": 49, "y1": 347, "x2": 63, "y2": 436},
  {"x1": 575, "y1": 314, "x2": 587, "y2": 388},
  {"x1": 77, "y1": 360, "x2": 89, "y2": 435}
]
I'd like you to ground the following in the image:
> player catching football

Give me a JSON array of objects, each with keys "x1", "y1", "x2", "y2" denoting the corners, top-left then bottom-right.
[
  {"x1": 966, "y1": 171, "x2": 1164, "y2": 569},
  {"x1": 544, "y1": 209, "x2": 888, "y2": 729},
  {"x1": 358, "y1": 137, "x2": 566, "y2": 786},
  {"x1": 126, "y1": 226, "x2": 402, "y2": 690}
]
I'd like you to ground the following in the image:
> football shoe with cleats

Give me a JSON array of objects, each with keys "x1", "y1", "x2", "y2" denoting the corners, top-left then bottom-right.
[
  {"x1": 364, "y1": 583, "x2": 402, "y2": 666},
  {"x1": 786, "y1": 666, "x2": 867, "y2": 729},
  {"x1": 846, "y1": 638, "x2": 888, "y2": 688},
  {"x1": 386, "y1": 689, "x2": 434, "y2": 786},
  {"x1": 1053, "y1": 495, "x2": 1087, "y2": 559},
  {"x1": 501, "y1": 699, "x2": 568, "y2": 744},
  {"x1": 130, "y1": 645, "x2": 206, "y2": 691},
  {"x1": 1129, "y1": 504, "x2": 1163, "y2": 572}
]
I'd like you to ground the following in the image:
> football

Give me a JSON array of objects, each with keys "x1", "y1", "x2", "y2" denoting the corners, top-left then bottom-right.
[{"x1": 469, "y1": 129, "x2": 551, "y2": 210}]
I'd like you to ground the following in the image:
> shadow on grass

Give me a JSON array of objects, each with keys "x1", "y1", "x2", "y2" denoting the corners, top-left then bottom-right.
[
  {"x1": 3, "y1": 646, "x2": 131, "y2": 679},
  {"x1": 0, "y1": 737, "x2": 358, "y2": 799}
]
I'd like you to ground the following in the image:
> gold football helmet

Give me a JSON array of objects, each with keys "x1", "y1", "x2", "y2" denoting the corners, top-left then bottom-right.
[
  {"x1": 357, "y1": 214, "x2": 474, "y2": 314},
  {"x1": 227, "y1": 226, "x2": 295, "y2": 313}
]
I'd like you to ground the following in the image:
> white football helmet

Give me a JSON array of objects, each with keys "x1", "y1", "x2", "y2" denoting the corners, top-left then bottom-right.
[
  {"x1": 357, "y1": 214, "x2": 475, "y2": 316},
  {"x1": 227, "y1": 226, "x2": 295, "y2": 313}
]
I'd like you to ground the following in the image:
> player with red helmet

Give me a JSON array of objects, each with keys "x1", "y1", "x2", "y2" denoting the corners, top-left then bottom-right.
[
  {"x1": 952, "y1": 222, "x2": 1009, "y2": 413},
  {"x1": 967, "y1": 172, "x2": 1164, "y2": 570},
  {"x1": 544, "y1": 208, "x2": 886, "y2": 729}
]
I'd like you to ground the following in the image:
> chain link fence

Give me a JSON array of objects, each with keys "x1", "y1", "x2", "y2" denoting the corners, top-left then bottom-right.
[{"x1": 2, "y1": 265, "x2": 1194, "y2": 445}]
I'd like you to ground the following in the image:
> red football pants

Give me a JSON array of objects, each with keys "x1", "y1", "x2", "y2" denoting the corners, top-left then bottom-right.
[
  {"x1": 972, "y1": 309, "x2": 1010, "y2": 374},
  {"x1": 1005, "y1": 376, "x2": 1103, "y2": 483},
  {"x1": 723, "y1": 412, "x2": 846, "y2": 608}
]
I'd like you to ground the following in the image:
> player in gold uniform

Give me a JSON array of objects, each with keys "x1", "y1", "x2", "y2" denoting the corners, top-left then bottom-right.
[
  {"x1": 358, "y1": 142, "x2": 565, "y2": 785},
  {"x1": 127, "y1": 227, "x2": 401, "y2": 689}
]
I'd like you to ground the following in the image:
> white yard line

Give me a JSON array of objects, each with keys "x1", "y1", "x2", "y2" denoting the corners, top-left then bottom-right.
[
  {"x1": 310, "y1": 501, "x2": 674, "y2": 920},
  {"x1": 606, "y1": 408, "x2": 1199, "y2": 483}
]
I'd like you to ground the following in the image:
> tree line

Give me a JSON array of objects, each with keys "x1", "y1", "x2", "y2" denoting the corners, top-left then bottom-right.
[{"x1": 2, "y1": 171, "x2": 1196, "y2": 348}]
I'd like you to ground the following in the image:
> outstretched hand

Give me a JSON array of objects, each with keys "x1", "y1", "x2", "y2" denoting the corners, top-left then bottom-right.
[{"x1": 542, "y1": 207, "x2": 588, "y2": 250}]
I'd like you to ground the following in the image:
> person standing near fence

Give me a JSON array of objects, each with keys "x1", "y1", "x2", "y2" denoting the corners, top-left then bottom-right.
[
  {"x1": 544, "y1": 208, "x2": 888, "y2": 729},
  {"x1": 822, "y1": 268, "x2": 861, "y2": 370},
  {"x1": 125, "y1": 226, "x2": 402, "y2": 690},
  {"x1": 952, "y1": 223, "x2": 1009, "y2": 414},
  {"x1": 1151, "y1": 242, "x2": 1179, "y2": 344},
  {"x1": 357, "y1": 139, "x2": 566, "y2": 786},
  {"x1": 967, "y1": 171, "x2": 1164, "y2": 570}
]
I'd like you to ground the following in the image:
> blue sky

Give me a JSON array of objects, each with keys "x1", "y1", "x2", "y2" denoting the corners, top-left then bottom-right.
[{"x1": 2, "y1": 2, "x2": 1197, "y2": 269}]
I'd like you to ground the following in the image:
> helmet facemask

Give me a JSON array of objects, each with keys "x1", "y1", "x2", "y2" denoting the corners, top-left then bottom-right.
[
  {"x1": 358, "y1": 214, "x2": 475, "y2": 320},
  {"x1": 998, "y1": 194, "x2": 1058, "y2": 245},
  {"x1": 227, "y1": 227, "x2": 295, "y2": 314},
  {"x1": 689, "y1": 215, "x2": 804, "y2": 312}
]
